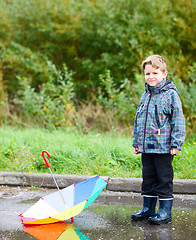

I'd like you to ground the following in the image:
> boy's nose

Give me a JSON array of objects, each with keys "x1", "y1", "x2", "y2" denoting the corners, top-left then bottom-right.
[{"x1": 149, "y1": 73, "x2": 154, "y2": 78}]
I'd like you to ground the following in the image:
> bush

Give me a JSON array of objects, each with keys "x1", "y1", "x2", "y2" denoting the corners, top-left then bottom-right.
[
  {"x1": 0, "y1": 0, "x2": 195, "y2": 136},
  {"x1": 97, "y1": 70, "x2": 143, "y2": 126},
  {"x1": 1, "y1": 0, "x2": 195, "y2": 97},
  {"x1": 173, "y1": 63, "x2": 196, "y2": 136},
  {"x1": 15, "y1": 61, "x2": 76, "y2": 128}
]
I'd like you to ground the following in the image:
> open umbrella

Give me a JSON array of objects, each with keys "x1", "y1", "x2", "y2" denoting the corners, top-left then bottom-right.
[
  {"x1": 24, "y1": 222, "x2": 89, "y2": 240},
  {"x1": 20, "y1": 151, "x2": 107, "y2": 225}
]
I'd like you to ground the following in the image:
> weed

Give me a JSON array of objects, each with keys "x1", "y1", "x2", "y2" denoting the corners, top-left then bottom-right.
[{"x1": 0, "y1": 127, "x2": 195, "y2": 179}]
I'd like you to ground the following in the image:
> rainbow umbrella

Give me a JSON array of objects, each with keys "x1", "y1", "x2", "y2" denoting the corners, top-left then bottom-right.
[
  {"x1": 24, "y1": 222, "x2": 89, "y2": 240},
  {"x1": 20, "y1": 151, "x2": 107, "y2": 225}
]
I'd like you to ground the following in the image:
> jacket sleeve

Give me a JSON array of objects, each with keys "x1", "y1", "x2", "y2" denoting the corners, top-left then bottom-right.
[
  {"x1": 132, "y1": 94, "x2": 145, "y2": 148},
  {"x1": 166, "y1": 91, "x2": 186, "y2": 150},
  {"x1": 132, "y1": 111, "x2": 138, "y2": 148}
]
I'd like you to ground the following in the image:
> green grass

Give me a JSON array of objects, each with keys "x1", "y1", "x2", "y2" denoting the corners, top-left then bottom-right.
[{"x1": 0, "y1": 127, "x2": 195, "y2": 179}]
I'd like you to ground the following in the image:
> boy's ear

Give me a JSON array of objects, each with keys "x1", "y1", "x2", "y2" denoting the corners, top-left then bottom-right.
[{"x1": 163, "y1": 71, "x2": 168, "y2": 78}]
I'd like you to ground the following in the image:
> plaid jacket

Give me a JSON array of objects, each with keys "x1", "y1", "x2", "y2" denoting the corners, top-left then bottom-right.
[{"x1": 133, "y1": 78, "x2": 186, "y2": 153}]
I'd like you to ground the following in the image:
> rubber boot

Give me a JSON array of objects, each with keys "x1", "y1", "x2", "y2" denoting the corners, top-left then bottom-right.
[
  {"x1": 148, "y1": 199, "x2": 173, "y2": 225},
  {"x1": 131, "y1": 196, "x2": 157, "y2": 221}
]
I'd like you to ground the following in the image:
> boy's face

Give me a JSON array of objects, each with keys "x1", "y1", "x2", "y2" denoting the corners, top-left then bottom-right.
[{"x1": 144, "y1": 64, "x2": 168, "y2": 87}]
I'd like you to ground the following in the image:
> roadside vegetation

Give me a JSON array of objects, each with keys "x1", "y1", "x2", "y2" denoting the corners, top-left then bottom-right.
[
  {"x1": 0, "y1": 0, "x2": 195, "y2": 179},
  {"x1": 0, "y1": 0, "x2": 196, "y2": 134},
  {"x1": 0, "y1": 127, "x2": 195, "y2": 179}
]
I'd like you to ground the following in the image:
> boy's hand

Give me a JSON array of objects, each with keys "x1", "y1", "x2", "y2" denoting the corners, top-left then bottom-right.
[
  {"x1": 170, "y1": 148, "x2": 179, "y2": 156},
  {"x1": 134, "y1": 147, "x2": 139, "y2": 154}
]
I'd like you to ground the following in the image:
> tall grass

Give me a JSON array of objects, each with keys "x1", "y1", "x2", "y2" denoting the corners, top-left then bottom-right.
[{"x1": 0, "y1": 127, "x2": 195, "y2": 179}]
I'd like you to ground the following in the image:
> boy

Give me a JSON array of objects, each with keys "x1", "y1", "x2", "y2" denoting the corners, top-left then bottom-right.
[{"x1": 131, "y1": 55, "x2": 186, "y2": 224}]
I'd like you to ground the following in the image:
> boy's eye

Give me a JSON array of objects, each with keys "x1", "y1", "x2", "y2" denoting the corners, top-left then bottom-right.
[{"x1": 153, "y1": 72, "x2": 158, "y2": 74}]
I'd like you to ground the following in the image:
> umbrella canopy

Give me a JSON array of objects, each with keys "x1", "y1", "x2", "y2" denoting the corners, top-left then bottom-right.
[
  {"x1": 24, "y1": 222, "x2": 89, "y2": 240},
  {"x1": 20, "y1": 175, "x2": 107, "y2": 225}
]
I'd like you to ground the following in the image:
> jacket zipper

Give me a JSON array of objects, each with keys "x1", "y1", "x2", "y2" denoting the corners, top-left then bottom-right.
[
  {"x1": 155, "y1": 105, "x2": 161, "y2": 135},
  {"x1": 143, "y1": 94, "x2": 151, "y2": 152},
  {"x1": 136, "y1": 104, "x2": 144, "y2": 122}
]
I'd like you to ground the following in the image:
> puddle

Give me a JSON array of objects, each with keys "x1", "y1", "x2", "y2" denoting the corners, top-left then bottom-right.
[
  {"x1": 0, "y1": 204, "x2": 195, "y2": 240},
  {"x1": 0, "y1": 186, "x2": 195, "y2": 239},
  {"x1": 87, "y1": 206, "x2": 196, "y2": 240}
]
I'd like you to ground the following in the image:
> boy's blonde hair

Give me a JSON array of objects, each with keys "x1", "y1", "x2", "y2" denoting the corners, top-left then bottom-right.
[{"x1": 142, "y1": 55, "x2": 167, "y2": 72}]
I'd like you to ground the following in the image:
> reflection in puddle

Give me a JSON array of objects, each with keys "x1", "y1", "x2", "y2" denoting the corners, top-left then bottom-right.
[
  {"x1": 131, "y1": 221, "x2": 173, "y2": 240},
  {"x1": 87, "y1": 206, "x2": 196, "y2": 240},
  {"x1": 0, "y1": 203, "x2": 195, "y2": 240},
  {"x1": 24, "y1": 222, "x2": 89, "y2": 240}
]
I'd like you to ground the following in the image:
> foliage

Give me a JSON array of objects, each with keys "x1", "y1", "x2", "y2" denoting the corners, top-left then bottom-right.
[
  {"x1": 0, "y1": 0, "x2": 196, "y2": 136},
  {"x1": 97, "y1": 70, "x2": 144, "y2": 126},
  {"x1": 0, "y1": 56, "x2": 7, "y2": 126},
  {"x1": 3, "y1": 42, "x2": 50, "y2": 97},
  {"x1": 2, "y1": 62, "x2": 196, "y2": 136},
  {"x1": 15, "y1": 61, "x2": 76, "y2": 128},
  {"x1": 0, "y1": 127, "x2": 195, "y2": 179},
  {"x1": 172, "y1": 141, "x2": 196, "y2": 179},
  {"x1": 173, "y1": 63, "x2": 196, "y2": 135},
  {"x1": 1, "y1": 0, "x2": 195, "y2": 96}
]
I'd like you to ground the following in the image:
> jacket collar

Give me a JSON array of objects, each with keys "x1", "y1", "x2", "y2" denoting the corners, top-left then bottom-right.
[{"x1": 145, "y1": 78, "x2": 171, "y2": 94}]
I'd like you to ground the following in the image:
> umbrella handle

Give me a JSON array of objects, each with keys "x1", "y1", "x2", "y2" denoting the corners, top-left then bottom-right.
[
  {"x1": 42, "y1": 150, "x2": 50, "y2": 168},
  {"x1": 42, "y1": 150, "x2": 67, "y2": 208}
]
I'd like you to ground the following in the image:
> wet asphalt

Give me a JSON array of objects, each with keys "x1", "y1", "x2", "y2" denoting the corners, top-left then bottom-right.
[{"x1": 0, "y1": 186, "x2": 195, "y2": 240}]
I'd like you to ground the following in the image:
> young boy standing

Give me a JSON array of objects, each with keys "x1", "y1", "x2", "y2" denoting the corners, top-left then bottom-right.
[{"x1": 131, "y1": 55, "x2": 186, "y2": 224}]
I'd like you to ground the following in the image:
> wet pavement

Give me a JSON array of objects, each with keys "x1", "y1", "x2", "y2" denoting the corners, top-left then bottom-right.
[{"x1": 0, "y1": 186, "x2": 195, "y2": 240}]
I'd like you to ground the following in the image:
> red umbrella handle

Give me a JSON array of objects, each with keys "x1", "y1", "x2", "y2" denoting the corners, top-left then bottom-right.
[
  {"x1": 41, "y1": 150, "x2": 68, "y2": 208},
  {"x1": 42, "y1": 150, "x2": 50, "y2": 168}
]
